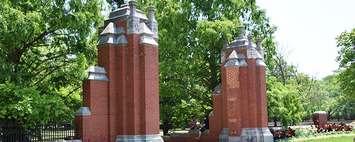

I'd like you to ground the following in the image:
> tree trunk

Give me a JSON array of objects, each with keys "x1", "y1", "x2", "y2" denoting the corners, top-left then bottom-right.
[{"x1": 8, "y1": 48, "x2": 23, "y2": 83}]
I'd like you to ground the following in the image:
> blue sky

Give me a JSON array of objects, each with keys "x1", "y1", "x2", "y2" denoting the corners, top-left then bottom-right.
[{"x1": 256, "y1": 0, "x2": 355, "y2": 79}]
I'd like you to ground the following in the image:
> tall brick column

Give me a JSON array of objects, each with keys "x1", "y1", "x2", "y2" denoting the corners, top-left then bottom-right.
[
  {"x1": 75, "y1": 66, "x2": 109, "y2": 142},
  {"x1": 76, "y1": 1, "x2": 163, "y2": 142},
  {"x1": 207, "y1": 30, "x2": 273, "y2": 142}
]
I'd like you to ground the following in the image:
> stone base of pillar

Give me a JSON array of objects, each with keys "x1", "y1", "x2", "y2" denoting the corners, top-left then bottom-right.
[
  {"x1": 218, "y1": 128, "x2": 273, "y2": 142},
  {"x1": 240, "y1": 128, "x2": 273, "y2": 142},
  {"x1": 219, "y1": 128, "x2": 230, "y2": 142},
  {"x1": 116, "y1": 134, "x2": 164, "y2": 142},
  {"x1": 219, "y1": 128, "x2": 242, "y2": 142}
]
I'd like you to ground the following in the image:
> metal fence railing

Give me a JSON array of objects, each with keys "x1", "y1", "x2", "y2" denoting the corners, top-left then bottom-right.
[{"x1": 0, "y1": 123, "x2": 75, "y2": 142}]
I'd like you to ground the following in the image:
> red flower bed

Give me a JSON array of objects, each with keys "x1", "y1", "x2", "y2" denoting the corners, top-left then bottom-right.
[
  {"x1": 315, "y1": 122, "x2": 353, "y2": 133},
  {"x1": 270, "y1": 127, "x2": 296, "y2": 140}
]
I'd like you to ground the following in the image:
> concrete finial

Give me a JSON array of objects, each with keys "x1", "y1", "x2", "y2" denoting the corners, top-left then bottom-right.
[
  {"x1": 148, "y1": 6, "x2": 156, "y2": 13},
  {"x1": 112, "y1": 1, "x2": 118, "y2": 11},
  {"x1": 128, "y1": 0, "x2": 136, "y2": 16},
  {"x1": 128, "y1": 0, "x2": 137, "y2": 6},
  {"x1": 237, "y1": 26, "x2": 246, "y2": 39},
  {"x1": 147, "y1": 6, "x2": 158, "y2": 39},
  {"x1": 256, "y1": 38, "x2": 262, "y2": 48},
  {"x1": 148, "y1": 6, "x2": 156, "y2": 21},
  {"x1": 247, "y1": 34, "x2": 253, "y2": 48}
]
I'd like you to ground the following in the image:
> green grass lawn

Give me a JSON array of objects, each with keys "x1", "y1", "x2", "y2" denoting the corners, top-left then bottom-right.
[{"x1": 291, "y1": 134, "x2": 355, "y2": 142}]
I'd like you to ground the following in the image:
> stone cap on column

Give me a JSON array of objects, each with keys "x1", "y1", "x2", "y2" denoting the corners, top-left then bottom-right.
[
  {"x1": 87, "y1": 66, "x2": 109, "y2": 81},
  {"x1": 106, "y1": 0, "x2": 158, "y2": 47},
  {"x1": 76, "y1": 107, "x2": 92, "y2": 116},
  {"x1": 99, "y1": 22, "x2": 128, "y2": 45},
  {"x1": 247, "y1": 47, "x2": 263, "y2": 59},
  {"x1": 314, "y1": 111, "x2": 327, "y2": 114},
  {"x1": 224, "y1": 50, "x2": 240, "y2": 67},
  {"x1": 237, "y1": 53, "x2": 248, "y2": 67},
  {"x1": 139, "y1": 22, "x2": 158, "y2": 46}
]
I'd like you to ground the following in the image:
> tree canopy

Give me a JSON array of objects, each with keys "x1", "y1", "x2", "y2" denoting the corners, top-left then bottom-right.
[
  {"x1": 335, "y1": 28, "x2": 355, "y2": 118},
  {"x1": 0, "y1": 0, "x2": 103, "y2": 126}
]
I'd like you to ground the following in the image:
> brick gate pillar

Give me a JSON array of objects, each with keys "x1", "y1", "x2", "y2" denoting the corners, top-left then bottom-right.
[
  {"x1": 207, "y1": 30, "x2": 273, "y2": 142},
  {"x1": 75, "y1": 66, "x2": 109, "y2": 142},
  {"x1": 78, "y1": 1, "x2": 163, "y2": 142}
]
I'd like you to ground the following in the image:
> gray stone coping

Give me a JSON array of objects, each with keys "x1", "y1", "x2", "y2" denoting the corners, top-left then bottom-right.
[{"x1": 116, "y1": 134, "x2": 164, "y2": 142}]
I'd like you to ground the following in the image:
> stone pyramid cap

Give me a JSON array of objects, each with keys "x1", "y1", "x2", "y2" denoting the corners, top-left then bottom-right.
[
  {"x1": 228, "y1": 50, "x2": 238, "y2": 59},
  {"x1": 139, "y1": 22, "x2": 158, "y2": 46},
  {"x1": 88, "y1": 66, "x2": 109, "y2": 81},
  {"x1": 99, "y1": 23, "x2": 128, "y2": 45},
  {"x1": 247, "y1": 48, "x2": 263, "y2": 59},
  {"x1": 100, "y1": 22, "x2": 125, "y2": 35},
  {"x1": 88, "y1": 66, "x2": 106, "y2": 73},
  {"x1": 76, "y1": 107, "x2": 91, "y2": 116},
  {"x1": 224, "y1": 51, "x2": 240, "y2": 67},
  {"x1": 99, "y1": 35, "x2": 125, "y2": 45},
  {"x1": 140, "y1": 36, "x2": 158, "y2": 46},
  {"x1": 139, "y1": 22, "x2": 154, "y2": 36}
]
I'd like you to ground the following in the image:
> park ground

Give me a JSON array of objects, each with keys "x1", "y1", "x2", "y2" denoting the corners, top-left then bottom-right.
[{"x1": 164, "y1": 120, "x2": 355, "y2": 142}]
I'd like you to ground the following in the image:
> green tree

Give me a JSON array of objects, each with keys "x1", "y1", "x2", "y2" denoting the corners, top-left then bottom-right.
[
  {"x1": 267, "y1": 76, "x2": 304, "y2": 127},
  {"x1": 0, "y1": 0, "x2": 103, "y2": 126},
  {"x1": 321, "y1": 75, "x2": 349, "y2": 120},
  {"x1": 134, "y1": 0, "x2": 277, "y2": 134},
  {"x1": 336, "y1": 29, "x2": 355, "y2": 119},
  {"x1": 0, "y1": 83, "x2": 71, "y2": 127}
]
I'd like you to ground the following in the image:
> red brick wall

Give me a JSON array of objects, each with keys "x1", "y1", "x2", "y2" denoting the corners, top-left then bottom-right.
[
  {"x1": 140, "y1": 44, "x2": 160, "y2": 134},
  {"x1": 257, "y1": 66, "x2": 268, "y2": 127},
  {"x1": 209, "y1": 94, "x2": 222, "y2": 137},
  {"x1": 239, "y1": 66, "x2": 250, "y2": 128},
  {"x1": 81, "y1": 80, "x2": 109, "y2": 142},
  {"x1": 222, "y1": 67, "x2": 242, "y2": 136},
  {"x1": 247, "y1": 59, "x2": 257, "y2": 128}
]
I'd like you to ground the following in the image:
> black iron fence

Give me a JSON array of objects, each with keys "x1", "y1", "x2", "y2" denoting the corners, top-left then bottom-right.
[{"x1": 0, "y1": 123, "x2": 75, "y2": 142}]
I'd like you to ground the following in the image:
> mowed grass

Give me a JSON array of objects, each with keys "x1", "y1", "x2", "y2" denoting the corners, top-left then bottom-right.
[
  {"x1": 300, "y1": 136, "x2": 354, "y2": 142},
  {"x1": 292, "y1": 134, "x2": 355, "y2": 142}
]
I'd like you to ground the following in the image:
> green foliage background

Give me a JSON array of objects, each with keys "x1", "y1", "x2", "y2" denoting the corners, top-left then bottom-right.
[
  {"x1": 0, "y1": 0, "x2": 103, "y2": 127},
  {"x1": 0, "y1": 0, "x2": 353, "y2": 132}
]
